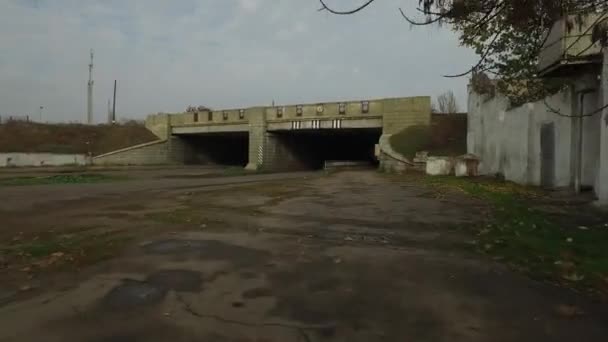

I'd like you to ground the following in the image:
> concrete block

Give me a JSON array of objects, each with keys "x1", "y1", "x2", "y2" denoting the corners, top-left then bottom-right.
[
  {"x1": 454, "y1": 154, "x2": 480, "y2": 177},
  {"x1": 426, "y1": 157, "x2": 454, "y2": 176}
]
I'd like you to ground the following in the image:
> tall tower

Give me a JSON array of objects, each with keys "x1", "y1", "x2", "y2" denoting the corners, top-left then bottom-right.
[{"x1": 87, "y1": 49, "x2": 94, "y2": 124}]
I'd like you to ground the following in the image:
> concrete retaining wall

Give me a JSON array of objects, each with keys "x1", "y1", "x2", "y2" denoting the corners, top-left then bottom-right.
[
  {"x1": 0, "y1": 153, "x2": 89, "y2": 167},
  {"x1": 92, "y1": 140, "x2": 169, "y2": 165},
  {"x1": 377, "y1": 134, "x2": 414, "y2": 173}
]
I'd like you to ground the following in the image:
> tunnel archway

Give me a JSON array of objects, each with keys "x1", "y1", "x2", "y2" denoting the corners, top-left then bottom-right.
[
  {"x1": 270, "y1": 128, "x2": 382, "y2": 170},
  {"x1": 177, "y1": 132, "x2": 249, "y2": 167}
]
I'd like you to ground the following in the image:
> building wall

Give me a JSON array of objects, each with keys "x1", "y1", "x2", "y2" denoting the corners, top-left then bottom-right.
[
  {"x1": 0, "y1": 153, "x2": 89, "y2": 167},
  {"x1": 582, "y1": 91, "x2": 602, "y2": 188},
  {"x1": 597, "y1": 51, "x2": 608, "y2": 204},
  {"x1": 93, "y1": 140, "x2": 169, "y2": 165},
  {"x1": 468, "y1": 89, "x2": 575, "y2": 187}
]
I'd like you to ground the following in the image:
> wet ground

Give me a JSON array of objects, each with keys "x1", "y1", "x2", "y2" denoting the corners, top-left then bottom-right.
[{"x1": 1, "y1": 168, "x2": 607, "y2": 341}]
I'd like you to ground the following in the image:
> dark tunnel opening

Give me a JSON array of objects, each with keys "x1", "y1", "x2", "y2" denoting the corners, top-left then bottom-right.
[
  {"x1": 178, "y1": 132, "x2": 249, "y2": 167},
  {"x1": 273, "y1": 128, "x2": 382, "y2": 170}
]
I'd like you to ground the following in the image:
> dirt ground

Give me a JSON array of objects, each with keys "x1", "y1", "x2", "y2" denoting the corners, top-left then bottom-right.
[{"x1": 1, "y1": 168, "x2": 607, "y2": 341}]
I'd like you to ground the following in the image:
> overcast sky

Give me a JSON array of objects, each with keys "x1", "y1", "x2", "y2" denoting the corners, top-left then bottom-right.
[{"x1": 0, "y1": 0, "x2": 476, "y2": 123}]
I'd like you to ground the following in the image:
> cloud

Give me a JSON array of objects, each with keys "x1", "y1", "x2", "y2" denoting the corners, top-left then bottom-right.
[{"x1": 0, "y1": 0, "x2": 476, "y2": 123}]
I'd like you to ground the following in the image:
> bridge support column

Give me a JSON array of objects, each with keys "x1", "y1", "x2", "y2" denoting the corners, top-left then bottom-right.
[
  {"x1": 245, "y1": 107, "x2": 267, "y2": 170},
  {"x1": 245, "y1": 107, "x2": 308, "y2": 171}
]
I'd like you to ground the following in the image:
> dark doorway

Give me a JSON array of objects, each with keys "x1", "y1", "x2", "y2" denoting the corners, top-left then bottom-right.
[{"x1": 540, "y1": 122, "x2": 555, "y2": 188}]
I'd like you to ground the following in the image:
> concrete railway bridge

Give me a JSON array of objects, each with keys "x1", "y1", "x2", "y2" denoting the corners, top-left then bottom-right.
[{"x1": 94, "y1": 96, "x2": 431, "y2": 171}]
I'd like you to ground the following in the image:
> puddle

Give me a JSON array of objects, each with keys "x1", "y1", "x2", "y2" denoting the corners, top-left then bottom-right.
[
  {"x1": 101, "y1": 270, "x2": 203, "y2": 310},
  {"x1": 101, "y1": 280, "x2": 166, "y2": 310},
  {"x1": 146, "y1": 270, "x2": 202, "y2": 292}
]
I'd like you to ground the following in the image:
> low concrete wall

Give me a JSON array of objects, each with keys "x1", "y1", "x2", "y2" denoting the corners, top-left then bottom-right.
[
  {"x1": 92, "y1": 139, "x2": 169, "y2": 165},
  {"x1": 0, "y1": 153, "x2": 89, "y2": 167}
]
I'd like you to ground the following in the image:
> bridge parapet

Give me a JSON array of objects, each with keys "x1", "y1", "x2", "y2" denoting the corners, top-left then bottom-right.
[{"x1": 157, "y1": 96, "x2": 429, "y2": 129}]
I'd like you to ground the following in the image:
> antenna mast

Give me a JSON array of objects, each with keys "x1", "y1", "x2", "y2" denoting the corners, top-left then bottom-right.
[{"x1": 87, "y1": 49, "x2": 94, "y2": 124}]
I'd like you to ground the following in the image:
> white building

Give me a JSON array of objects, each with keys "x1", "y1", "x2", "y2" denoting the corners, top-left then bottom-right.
[{"x1": 467, "y1": 13, "x2": 608, "y2": 204}]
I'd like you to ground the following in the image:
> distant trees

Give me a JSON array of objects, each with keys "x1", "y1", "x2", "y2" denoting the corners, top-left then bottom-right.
[{"x1": 436, "y1": 91, "x2": 459, "y2": 114}]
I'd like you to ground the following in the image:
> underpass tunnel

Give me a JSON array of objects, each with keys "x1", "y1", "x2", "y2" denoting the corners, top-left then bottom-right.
[
  {"x1": 272, "y1": 128, "x2": 382, "y2": 170},
  {"x1": 177, "y1": 132, "x2": 249, "y2": 167}
]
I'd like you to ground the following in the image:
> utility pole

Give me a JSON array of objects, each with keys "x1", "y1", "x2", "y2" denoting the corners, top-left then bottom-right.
[
  {"x1": 107, "y1": 99, "x2": 112, "y2": 124},
  {"x1": 39, "y1": 106, "x2": 44, "y2": 122},
  {"x1": 112, "y1": 80, "x2": 117, "y2": 123},
  {"x1": 87, "y1": 49, "x2": 94, "y2": 124}
]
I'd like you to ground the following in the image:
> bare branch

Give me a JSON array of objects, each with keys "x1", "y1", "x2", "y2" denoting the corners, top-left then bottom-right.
[
  {"x1": 318, "y1": 0, "x2": 376, "y2": 15},
  {"x1": 443, "y1": 32, "x2": 501, "y2": 78},
  {"x1": 544, "y1": 97, "x2": 608, "y2": 118},
  {"x1": 399, "y1": 7, "x2": 446, "y2": 25}
]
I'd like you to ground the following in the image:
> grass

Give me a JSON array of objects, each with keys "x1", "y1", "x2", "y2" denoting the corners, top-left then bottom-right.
[
  {"x1": 390, "y1": 125, "x2": 466, "y2": 159},
  {"x1": 390, "y1": 125, "x2": 431, "y2": 159},
  {"x1": 0, "y1": 120, "x2": 157, "y2": 155},
  {"x1": 1, "y1": 228, "x2": 135, "y2": 269},
  {"x1": 0, "y1": 174, "x2": 126, "y2": 186},
  {"x1": 424, "y1": 176, "x2": 608, "y2": 295}
]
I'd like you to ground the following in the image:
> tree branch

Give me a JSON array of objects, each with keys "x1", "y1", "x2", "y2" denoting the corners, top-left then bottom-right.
[
  {"x1": 443, "y1": 32, "x2": 501, "y2": 78},
  {"x1": 318, "y1": 0, "x2": 376, "y2": 15},
  {"x1": 399, "y1": 7, "x2": 446, "y2": 25}
]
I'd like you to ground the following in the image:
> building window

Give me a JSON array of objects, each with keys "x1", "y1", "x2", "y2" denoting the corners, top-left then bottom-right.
[
  {"x1": 239, "y1": 109, "x2": 245, "y2": 119},
  {"x1": 296, "y1": 105, "x2": 303, "y2": 116},
  {"x1": 222, "y1": 111, "x2": 228, "y2": 120},
  {"x1": 276, "y1": 107, "x2": 283, "y2": 118},
  {"x1": 316, "y1": 105, "x2": 324, "y2": 115},
  {"x1": 208, "y1": 112, "x2": 213, "y2": 121},
  {"x1": 339, "y1": 102, "x2": 346, "y2": 114},
  {"x1": 361, "y1": 101, "x2": 369, "y2": 114},
  {"x1": 193, "y1": 112, "x2": 199, "y2": 122}
]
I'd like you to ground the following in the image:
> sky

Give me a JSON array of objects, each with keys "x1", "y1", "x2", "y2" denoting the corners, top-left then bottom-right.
[{"x1": 0, "y1": 0, "x2": 477, "y2": 123}]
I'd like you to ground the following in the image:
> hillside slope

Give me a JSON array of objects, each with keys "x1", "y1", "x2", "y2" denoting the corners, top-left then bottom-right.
[
  {"x1": 389, "y1": 114, "x2": 467, "y2": 159},
  {"x1": 0, "y1": 121, "x2": 157, "y2": 156}
]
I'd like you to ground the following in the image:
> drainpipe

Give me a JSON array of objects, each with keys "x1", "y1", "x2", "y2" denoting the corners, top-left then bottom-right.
[{"x1": 575, "y1": 89, "x2": 596, "y2": 194}]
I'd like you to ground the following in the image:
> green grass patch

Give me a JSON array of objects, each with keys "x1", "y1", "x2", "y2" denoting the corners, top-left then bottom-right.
[
  {"x1": 425, "y1": 176, "x2": 608, "y2": 294},
  {"x1": 390, "y1": 125, "x2": 466, "y2": 159},
  {"x1": 1, "y1": 228, "x2": 134, "y2": 268},
  {"x1": 0, "y1": 173, "x2": 125, "y2": 186},
  {"x1": 390, "y1": 125, "x2": 431, "y2": 159}
]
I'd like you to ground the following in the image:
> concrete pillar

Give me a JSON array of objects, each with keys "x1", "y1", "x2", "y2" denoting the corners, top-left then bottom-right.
[
  {"x1": 245, "y1": 107, "x2": 267, "y2": 170},
  {"x1": 597, "y1": 49, "x2": 608, "y2": 204},
  {"x1": 168, "y1": 136, "x2": 196, "y2": 164},
  {"x1": 145, "y1": 113, "x2": 171, "y2": 140},
  {"x1": 245, "y1": 107, "x2": 310, "y2": 171}
]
